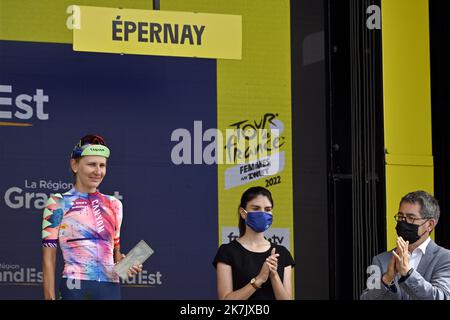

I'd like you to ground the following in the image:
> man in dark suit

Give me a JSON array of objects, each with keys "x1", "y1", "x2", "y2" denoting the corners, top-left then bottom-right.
[{"x1": 361, "y1": 190, "x2": 450, "y2": 300}]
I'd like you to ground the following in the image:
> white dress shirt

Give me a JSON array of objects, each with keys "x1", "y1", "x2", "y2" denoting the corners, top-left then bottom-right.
[{"x1": 409, "y1": 237, "x2": 431, "y2": 271}]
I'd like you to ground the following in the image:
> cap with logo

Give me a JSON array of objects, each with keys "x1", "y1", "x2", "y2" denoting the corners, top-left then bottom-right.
[{"x1": 71, "y1": 134, "x2": 110, "y2": 159}]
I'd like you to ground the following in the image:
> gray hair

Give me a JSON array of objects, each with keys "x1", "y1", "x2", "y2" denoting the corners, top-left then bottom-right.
[{"x1": 400, "y1": 190, "x2": 440, "y2": 222}]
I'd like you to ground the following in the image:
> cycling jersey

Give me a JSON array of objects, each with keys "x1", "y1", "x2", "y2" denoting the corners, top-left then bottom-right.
[{"x1": 42, "y1": 188, "x2": 123, "y2": 282}]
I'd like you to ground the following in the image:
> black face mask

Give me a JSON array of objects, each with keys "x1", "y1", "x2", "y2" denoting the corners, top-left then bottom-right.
[{"x1": 395, "y1": 220, "x2": 429, "y2": 244}]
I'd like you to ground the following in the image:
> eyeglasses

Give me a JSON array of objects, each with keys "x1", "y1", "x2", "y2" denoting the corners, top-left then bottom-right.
[{"x1": 394, "y1": 214, "x2": 429, "y2": 224}]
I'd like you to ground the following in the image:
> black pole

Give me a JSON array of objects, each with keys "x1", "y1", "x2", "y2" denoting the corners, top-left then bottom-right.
[{"x1": 153, "y1": 0, "x2": 160, "y2": 10}]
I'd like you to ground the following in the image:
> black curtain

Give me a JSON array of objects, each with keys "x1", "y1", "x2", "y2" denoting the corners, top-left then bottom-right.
[
  {"x1": 326, "y1": 0, "x2": 386, "y2": 299},
  {"x1": 430, "y1": 0, "x2": 450, "y2": 249}
]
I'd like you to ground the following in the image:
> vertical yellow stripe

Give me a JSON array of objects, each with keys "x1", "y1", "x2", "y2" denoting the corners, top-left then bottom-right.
[{"x1": 382, "y1": 0, "x2": 434, "y2": 249}]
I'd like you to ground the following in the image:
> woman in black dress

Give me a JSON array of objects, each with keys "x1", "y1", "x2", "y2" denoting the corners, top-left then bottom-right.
[{"x1": 213, "y1": 186, "x2": 295, "y2": 300}]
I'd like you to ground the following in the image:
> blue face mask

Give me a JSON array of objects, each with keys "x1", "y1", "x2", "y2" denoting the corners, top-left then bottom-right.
[{"x1": 244, "y1": 210, "x2": 273, "y2": 233}]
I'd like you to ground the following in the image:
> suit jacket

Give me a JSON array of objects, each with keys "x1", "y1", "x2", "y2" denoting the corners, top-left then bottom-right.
[{"x1": 360, "y1": 240, "x2": 450, "y2": 300}]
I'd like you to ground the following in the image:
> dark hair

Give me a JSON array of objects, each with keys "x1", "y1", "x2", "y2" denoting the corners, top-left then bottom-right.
[
  {"x1": 400, "y1": 190, "x2": 440, "y2": 222},
  {"x1": 238, "y1": 186, "x2": 274, "y2": 236}
]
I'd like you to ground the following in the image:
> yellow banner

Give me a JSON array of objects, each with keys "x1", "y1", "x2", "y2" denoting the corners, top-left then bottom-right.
[
  {"x1": 73, "y1": 6, "x2": 242, "y2": 59},
  {"x1": 213, "y1": 1, "x2": 293, "y2": 260},
  {"x1": 381, "y1": 0, "x2": 434, "y2": 249}
]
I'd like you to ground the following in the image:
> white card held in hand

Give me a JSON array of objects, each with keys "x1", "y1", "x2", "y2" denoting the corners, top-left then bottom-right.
[{"x1": 114, "y1": 240, "x2": 154, "y2": 280}]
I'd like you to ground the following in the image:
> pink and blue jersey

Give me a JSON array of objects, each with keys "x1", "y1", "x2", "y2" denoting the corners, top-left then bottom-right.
[{"x1": 42, "y1": 188, "x2": 123, "y2": 283}]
